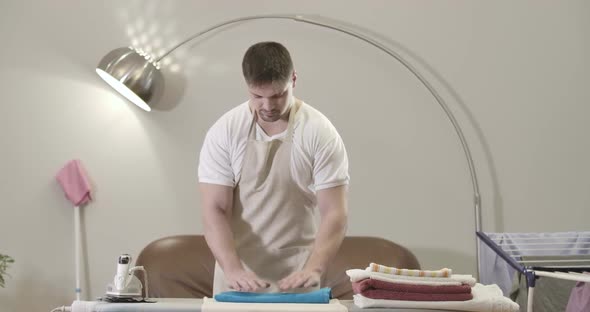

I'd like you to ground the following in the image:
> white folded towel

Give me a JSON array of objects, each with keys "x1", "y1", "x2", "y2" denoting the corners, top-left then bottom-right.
[
  {"x1": 353, "y1": 283, "x2": 519, "y2": 312},
  {"x1": 347, "y1": 269, "x2": 476, "y2": 286}
]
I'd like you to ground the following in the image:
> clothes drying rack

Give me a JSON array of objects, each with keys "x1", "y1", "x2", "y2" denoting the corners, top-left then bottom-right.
[{"x1": 477, "y1": 231, "x2": 590, "y2": 312}]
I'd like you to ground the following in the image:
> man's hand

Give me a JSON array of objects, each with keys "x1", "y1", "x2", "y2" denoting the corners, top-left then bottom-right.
[
  {"x1": 276, "y1": 185, "x2": 347, "y2": 291},
  {"x1": 278, "y1": 269, "x2": 321, "y2": 291},
  {"x1": 201, "y1": 183, "x2": 268, "y2": 292},
  {"x1": 225, "y1": 268, "x2": 270, "y2": 292}
]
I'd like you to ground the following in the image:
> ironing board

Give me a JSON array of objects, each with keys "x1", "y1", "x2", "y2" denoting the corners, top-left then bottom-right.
[{"x1": 75, "y1": 298, "x2": 454, "y2": 312}]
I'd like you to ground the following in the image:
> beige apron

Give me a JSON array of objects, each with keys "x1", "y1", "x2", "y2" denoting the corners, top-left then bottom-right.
[{"x1": 213, "y1": 100, "x2": 318, "y2": 294}]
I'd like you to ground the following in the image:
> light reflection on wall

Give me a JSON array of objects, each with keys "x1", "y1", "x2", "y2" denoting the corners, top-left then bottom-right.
[{"x1": 115, "y1": 2, "x2": 204, "y2": 76}]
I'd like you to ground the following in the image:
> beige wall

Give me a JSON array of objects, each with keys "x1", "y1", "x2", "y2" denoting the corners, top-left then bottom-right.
[{"x1": 0, "y1": 1, "x2": 588, "y2": 311}]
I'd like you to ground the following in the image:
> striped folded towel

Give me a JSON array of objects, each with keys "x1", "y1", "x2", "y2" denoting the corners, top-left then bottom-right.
[
  {"x1": 347, "y1": 269, "x2": 477, "y2": 287},
  {"x1": 369, "y1": 263, "x2": 452, "y2": 278}
]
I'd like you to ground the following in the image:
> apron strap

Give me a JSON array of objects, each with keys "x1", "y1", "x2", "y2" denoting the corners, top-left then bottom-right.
[
  {"x1": 284, "y1": 99, "x2": 301, "y2": 142},
  {"x1": 248, "y1": 98, "x2": 301, "y2": 142},
  {"x1": 247, "y1": 110, "x2": 258, "y2": 140}
]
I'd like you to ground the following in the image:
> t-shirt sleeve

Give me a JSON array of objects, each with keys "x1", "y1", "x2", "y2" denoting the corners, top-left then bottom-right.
[
  {"x1": 313, "y1": 132, "x2": 350, "y2": 191},
  {"x1": 198, "y1": 122, "x2": 235, "y2": 187}
]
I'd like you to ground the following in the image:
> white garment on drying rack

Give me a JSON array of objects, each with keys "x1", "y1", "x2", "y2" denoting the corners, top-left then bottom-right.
[{"x1": 479, "y1": 231, "x2": 590, "y2": 296}]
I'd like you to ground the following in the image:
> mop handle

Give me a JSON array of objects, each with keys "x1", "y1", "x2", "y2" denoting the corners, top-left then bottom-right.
[{"x1": 74, "y1": 206, "x2": 81, "y2": 301}]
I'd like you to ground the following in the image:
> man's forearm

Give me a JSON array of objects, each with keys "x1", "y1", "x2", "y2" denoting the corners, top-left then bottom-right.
[
  {"x1": 203, "y1": 206, "x2": 243, "y2": 274},
  {"x1": 303, "y1": 208, "x2": 347, "y2": 274}
]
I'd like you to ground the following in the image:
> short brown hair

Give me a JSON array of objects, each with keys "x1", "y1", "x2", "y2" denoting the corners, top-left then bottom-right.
[{"x1": 242, "y1": 41, "x2": 293, "y2": 86}]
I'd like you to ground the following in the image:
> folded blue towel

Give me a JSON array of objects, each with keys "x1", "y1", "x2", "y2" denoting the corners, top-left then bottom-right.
[{"x1": 214, "y1": 287, "x2": 332, "y2": 304}]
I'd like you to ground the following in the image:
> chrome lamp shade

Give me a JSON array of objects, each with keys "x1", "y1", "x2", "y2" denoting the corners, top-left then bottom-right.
[{"x1": 96, "y1": 47, "x2": 163, "y2": 111}]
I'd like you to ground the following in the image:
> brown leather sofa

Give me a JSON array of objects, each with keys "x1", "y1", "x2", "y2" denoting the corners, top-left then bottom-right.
[{"x1": 135, "y1": 235, "x2": 420, "y2": 300}]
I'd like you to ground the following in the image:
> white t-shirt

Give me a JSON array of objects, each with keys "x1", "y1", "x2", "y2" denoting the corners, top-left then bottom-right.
[{"x1": 198, "y1": 101, "x2": 349, "y2": 196}]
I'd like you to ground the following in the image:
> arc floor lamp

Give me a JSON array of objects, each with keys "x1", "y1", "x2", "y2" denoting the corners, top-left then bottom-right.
[{"x1": 95, "y1": 14, "x2": 483, "y2": 275}]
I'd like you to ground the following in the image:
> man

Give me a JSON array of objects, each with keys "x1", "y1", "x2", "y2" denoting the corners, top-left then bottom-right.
[{"x1": 198, "y1": 41, "x2": 349, "y2": 294}]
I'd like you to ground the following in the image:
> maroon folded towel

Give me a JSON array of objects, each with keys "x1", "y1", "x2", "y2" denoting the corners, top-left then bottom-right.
[
  {"x1": 353, "y1": 278, "x2": 472, "y2": 294},
  {"x1": 352, "y1": 279, "x2": 473, "y2": 302}
]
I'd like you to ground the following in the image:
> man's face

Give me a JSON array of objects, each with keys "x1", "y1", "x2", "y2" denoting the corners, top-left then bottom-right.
[{"x1": 247, "y1": 74, "x2": 296, "y2": 122}]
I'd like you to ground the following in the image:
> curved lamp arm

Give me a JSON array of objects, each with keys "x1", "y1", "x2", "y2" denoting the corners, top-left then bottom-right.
[{"x1": 97, "y1": 14, "x2": 483, "y2": 276}]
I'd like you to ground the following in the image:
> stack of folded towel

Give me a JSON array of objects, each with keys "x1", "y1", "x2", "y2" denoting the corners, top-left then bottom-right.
[
  {"x1": 350, "y1": 263, "x2": 474, "y2": 302},
  {"x1": 347, "y1": 263, "x2": 519, "y2": 312}
]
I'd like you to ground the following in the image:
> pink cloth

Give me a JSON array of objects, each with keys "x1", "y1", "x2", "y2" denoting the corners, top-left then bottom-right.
[
  {"x1": 352, "y1": 279, "x2": 473, "y2": 302},
  {"x1": 56, "y1": 159, "x2": 92, "y2": 206},
  {"x1": 566, "y1": 273, "x2": 590, "y2": 312}
]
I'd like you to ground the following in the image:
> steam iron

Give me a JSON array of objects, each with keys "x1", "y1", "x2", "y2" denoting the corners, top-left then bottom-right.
[{"x1": 103, "y1": 254, "x2": 151, "y2": 303}]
